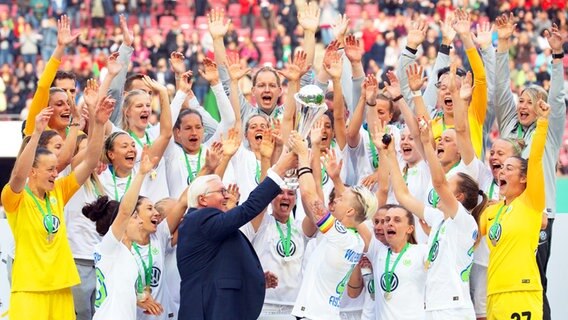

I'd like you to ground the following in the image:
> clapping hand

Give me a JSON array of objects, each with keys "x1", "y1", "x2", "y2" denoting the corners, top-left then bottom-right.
[
  {"x1": 138, "y1": 145, "x2": 159, "y2": 175},
  {"x1": 94, "y1": 96, "x2": 116, "y2": 125},
  {"x1": 221, "y1": 128, "x2": 241, "y2": 158},
  {"x1": 226, "y1": 184, "x2": 240, "y2": 209}
]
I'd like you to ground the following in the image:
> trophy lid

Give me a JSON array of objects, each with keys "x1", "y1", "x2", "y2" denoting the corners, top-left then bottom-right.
[{"x1": 294, "y1": 85, "x2": 325, "y2": 107}]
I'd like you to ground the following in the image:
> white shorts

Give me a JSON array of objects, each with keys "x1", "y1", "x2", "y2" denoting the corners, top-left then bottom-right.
[
  {"x1": 426, "y1": 307, "x2": 476, "y2": 320},
  {"x1": 340, "y1": 310, "x2": 362, "y2": 320},
  {"x1": 469, "y1": 263, "x2": 488, "y2": 317},
  {"x1": 259, "y1": 303, "x2": 296, "y2": 320}
]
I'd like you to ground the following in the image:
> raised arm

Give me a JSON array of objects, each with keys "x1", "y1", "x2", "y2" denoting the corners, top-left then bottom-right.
[
  {"x1": 201, "y1": 153, "x2": 294, "y2": 241},
  {"x1": 199, "y1": 57, "x2": 236, "y2": 143},
  {"x1": 167, "y1": 186, "x2": 189, "y2": 235},
  {"x1": 109, "y1": 15, "x2": 134, "y2": 124},
  {"x1": 449, "y1": 65, "x2": 476, "y2": 165},
  {"x1": 397, "y1": 20, "x2": 427, "y2": 106},
  {"x1": 494, "y1": 13, "x2": 518, "y2": 133},
  {"x1": 112, "y1": 147, "x2": 157, "y2": 239},
  {"x1": 310, "y1": 120, "x2": 326, "y2": 201},
  {"x1": 277, "y1": 50, "x2": 310, "y2": 142},
  {"x1": 224, "y1": 52, "x2": 251, "y2": 131},
  {"x1": 453, "y1": 9, "x2": 487, "y2": 158},
  {"x1": 56, "y1": 95, "x2": 80, "y2": 172},
  {"x1": 141, "y1": 77, "x2": 173, "y2": 160},
  {"x1": 8, "y1": 108, "x2": 53, "y2": 193},
  {"x1": 422, "y1": 15, "x2": 456, "y2": 114},
  {"x1": 406, "y1": 64, "x2": 431, "y2": 121},
  {"x1": 73, "y1": 96, "x2": 115, "y2": 185},
  {"x1": 418, "y1": 119, "x2": 459, "y2": 218},
  {"x1": 325, "y1": 52, "x2": 346, "y2": 150},
  {"x1": 323, "y1": 149, "x2": 346, "y2": 197},
  {"x1": 297, "y1": 1, "x2": 319, "y2": 71},
  {"x1": 216, "y1": 128, "x2": 241, "y2": 178},
  {"x1": 384, "y1": 70, "x2": 426, "y2": 157},
  {"x1": 525, "y1": 101, "x2": 550, "y2": 211},
  {"x1": 24, "y1": 15, "x2": 79, "y2": 136},
  {"x1": 346, "y1": 76, "x2": 372, "y2": 148},
  {"x1": 289, "y1": 132, "x2": 330, "y2": 224},
  {"x1": 372, "y1": 121, "x2": 425, "y2": 218},
  {"x1": 544, "y1": 24, "x2": 567, "y2": 146}
]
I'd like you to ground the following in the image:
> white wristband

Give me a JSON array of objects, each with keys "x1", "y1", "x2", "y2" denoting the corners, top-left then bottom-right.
[{"x1": 412, "y1": 90, "x2": 422, "y2": 97}]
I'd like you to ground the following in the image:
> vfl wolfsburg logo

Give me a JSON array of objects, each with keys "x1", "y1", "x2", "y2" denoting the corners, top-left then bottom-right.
[
  {"x1": 427, "y1": 189, "x2": 435, "y2": 206},
  {"x1": 94, "y1": 267, "x2": 107, "y2": 308},
  {"x1": 335, "y1": 220, "x2": 347, "y2": 234},
  {"x1": 380, "y1": 272, "x2": 399, "y2": 292},
  {"x1": 321, "y1": 170, "x2": 330, "y2": 186},
  {"x1": 43, "y1": 215, "x2": 61, "y2": 234},
  {"x1": 488, "y1": 224, "x2": 502, "y2": 242},
  {"x1": 150, "y1": 266, "x2": 161, "y2": 287},
  {"x1": 368, "y1": 279, "x2": 375, "y2": 294},
  {"x1": 276, "y1": 239, "x2": 297, "y2": 257},
  {"x1": 429, "y1": 241, "x2": 440, "y2": 263}
]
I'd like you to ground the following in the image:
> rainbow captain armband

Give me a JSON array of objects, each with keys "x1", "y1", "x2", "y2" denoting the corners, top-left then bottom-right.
[{"x1": 317, "y1": 212, "x2": 336, "y2": 233}]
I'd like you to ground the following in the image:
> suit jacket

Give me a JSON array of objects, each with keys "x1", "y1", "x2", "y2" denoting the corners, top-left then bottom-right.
[{"x1": 177, "y1": 177, "x2": 282, "y2": 320}]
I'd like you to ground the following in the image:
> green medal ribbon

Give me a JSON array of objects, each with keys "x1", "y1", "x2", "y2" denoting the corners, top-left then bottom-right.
[
  {"x1": 183, "y1": 146, "x2": 203, "y2": 183},
  {"x1": 368, "y1": 130, "x2": 379, "y2": 169},
  {"x1": 129, "y1": 130, "x2": 152, "y2": 148},
  {"x1": 426, "y1": 220, "x2": 445, "y2": 265},
  {"x1": 110, "y1": 166, "x2": 132, "y2": 201},
  {"x1": 255, "y1": 159, "x2": 261, "y2": 183},
  {"x1": 488, "y1": 204, "x2": 509, "y2": 243},
  {"x1": 516, "y1": 125, "x2": 524, "y2": 139},
  {"x1": 25, "y1": 185, "x2": 54, "y2": 236},
  {"x1": 132, "y1": 241, "x2": 153, "y2": 294},
  {"x1": 384, "y1": 242, "x2": 410, "y2": 294},
  {"x1": 488, "y1": 181, "x2": 496, "y2": 200},
  {"x1": 275, "y1": 218, "x2": 292, "y2": 257}
]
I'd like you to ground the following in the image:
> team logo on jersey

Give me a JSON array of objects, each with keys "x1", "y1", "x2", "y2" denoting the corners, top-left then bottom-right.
[
  {"x1": 488, "y1": 223, "x2": 502, "y2": 243},
  {"x1": 94, "y1": 267, "x2": 107, "y2": 308},
  {"x1": 539, "y1": 231, "x2": 548, "y2": 242},
  {"x1": 335, "y1": 220, "x2": 347, "y2": 234},
  {"x1": 150, "y1": 266, "x2": 161, "y2": 287},
  {"x1": 427, "y1": 189, "x2": 435, "y2": 206},
  {"x1": 367, "y1": 279, "x2": 375, "y2": 294},
  {"x1": 380, "y1": 272, "x2": 399, "y2": 292},
  {"x1": 43, "y1": 215, "x2": 61, "y2": 234},
  {"x1": 429, "y1": 240, "x2": 440, "y2": 263},
  {"x1": 460, "y1": 262, "x2": 473, "y2": 282},
  {"x1": 276, "y1": 239, "x2": 297, "y2": 257},
  {"x1": 321, "y1": 170, "x2": 330, "y2": 185}
]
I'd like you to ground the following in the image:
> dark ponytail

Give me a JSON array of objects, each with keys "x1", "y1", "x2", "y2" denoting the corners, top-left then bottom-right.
[{"x1": 82, "y1": 196, "x2": 120, "y2": 236}]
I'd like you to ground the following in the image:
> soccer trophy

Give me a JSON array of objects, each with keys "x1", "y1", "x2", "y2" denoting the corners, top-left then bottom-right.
[{"x1": 283, "y1": 85, "x2": 328, "y2": 189}]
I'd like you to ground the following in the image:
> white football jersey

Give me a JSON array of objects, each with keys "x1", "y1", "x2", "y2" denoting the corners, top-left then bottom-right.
[
  {"x1": 368, "y1": 239, "x2": 427, "y2": 320},
  {"x1": 292, "y1": 214, "x2": 364, "y2": 320},
  {"x1": 423, "y1": 205, "x2": 477, "y2": 313}
]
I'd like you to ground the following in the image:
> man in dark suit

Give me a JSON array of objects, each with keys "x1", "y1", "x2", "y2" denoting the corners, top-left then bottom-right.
[{"x1": 177, "y1": 153, "x2": 294, "y2": 320}]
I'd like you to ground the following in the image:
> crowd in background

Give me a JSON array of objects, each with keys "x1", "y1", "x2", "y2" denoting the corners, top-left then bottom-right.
[{"x1": 0, "y1": 0, "x2": 567, "y2": 169}]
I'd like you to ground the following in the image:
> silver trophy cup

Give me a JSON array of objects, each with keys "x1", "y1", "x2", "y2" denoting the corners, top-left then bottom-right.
[{"x1": 284, "y1": 85, "x2": 328, "y2": 189}]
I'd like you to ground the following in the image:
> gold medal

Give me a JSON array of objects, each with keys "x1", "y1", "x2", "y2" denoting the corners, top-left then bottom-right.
[
  {"x1": 46, "y1": 233, "x2": 54, "y2": 243},
  {"x1": 491, "y1": 239, "x2": 497, "y2": 247},
  {"x1": 137, "y1": 290, "x2": 149, "y2": 302},
  {"x1": 150, "y1": 170, "x2": 157, "y2": 180},
  {"x1": 144, "y1": 285, "x2": 152, "y2": 294},
  {"x1": 424, "y1": 260, "x2": 430, "y2": 270},
  {"x1": 384, "y1": 292, "x2": 392, "y2": 301}
]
